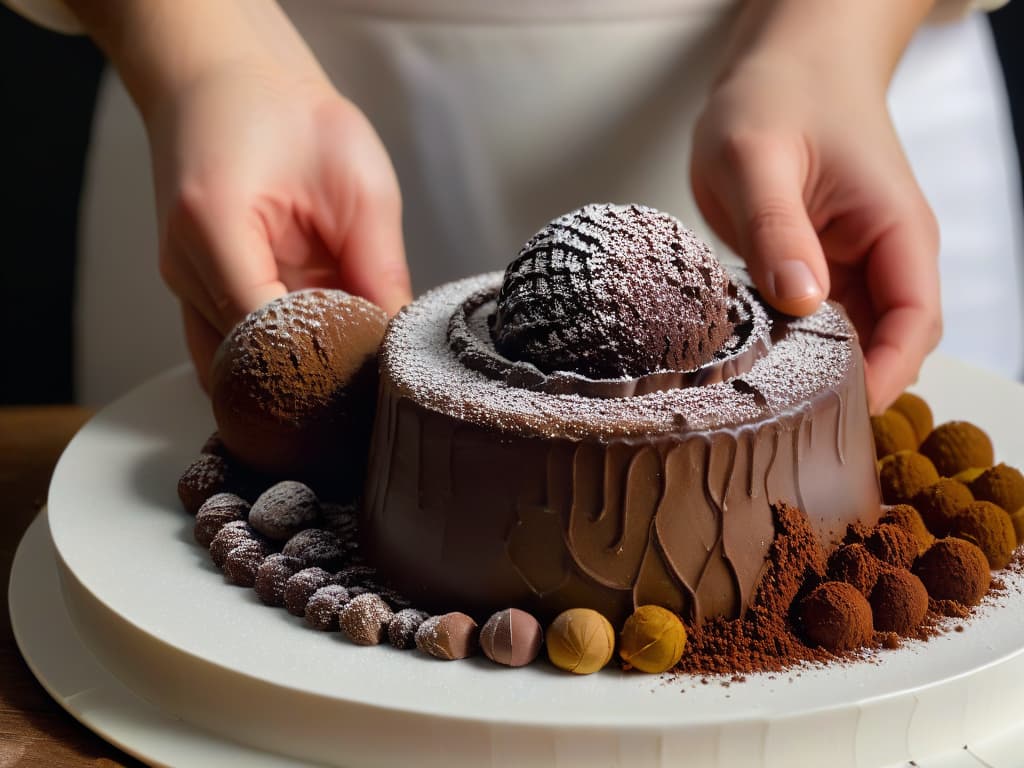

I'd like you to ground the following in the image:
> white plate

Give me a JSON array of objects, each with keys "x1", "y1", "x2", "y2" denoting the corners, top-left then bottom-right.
[{"x1": 21, "y1": 355, "x2": 1024, "y2": 766}]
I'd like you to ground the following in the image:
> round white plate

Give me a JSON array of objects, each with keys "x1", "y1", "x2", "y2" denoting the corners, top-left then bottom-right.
[{"x1": 18, "y1": 355, "x2": 1024, "y2": 766}]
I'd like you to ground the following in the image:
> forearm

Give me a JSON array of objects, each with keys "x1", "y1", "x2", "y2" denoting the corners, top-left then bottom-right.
[{"x1": 61, "y1": 0, "x2": 327, "y2": 121}]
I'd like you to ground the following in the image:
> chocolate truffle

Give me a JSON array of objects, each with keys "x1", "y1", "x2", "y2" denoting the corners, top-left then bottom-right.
[
  {"x1": 890, "y1": 392, "x2": 933, "y2": 445},
  {"x1": 178, "y1": 454, "x2": 235, "y2": 515},
  {"x1": 223, "y1": 539, "x2": 270, "y2": 587},
  {"x1": 321, "y1": 502, "x2": 359, "y2": 540},
  {"x1": 618, "y1": 605, "x2": 687, "y2": 674},
  {"x1": 304, "y1": 584, "x2": 351, "y2": 631},
  {"x1": 879, "y1": 504, "x2": 934, "y2": 555},
  {"x1": 878, "y1": 451, "x2": 940, "y2": 504},
  {"x1": 415, "y1": 613, "x2": 479, "y2": 660},
  {"x1": 281, "y1": 528, "x2": 346, "y2": 571},
  {"x1": 209, "y1": 520, "x2": 262, "y2": 568},
  {"x1": 254, "y1": 553, "x2": 305, "y2": 606},
  {"x1": 479, "y1": 608, "x2": 544, "y2": 668},
  {"x1": 210, "y1": 289, "x2": 387, "y2": 495},
  {"x1": 871, "y1": 411, "x2": 918, "y2": 459},
  {"x1": 865, "y1": 523, "x2": 918, "y2": 570},
  {"x1": 388, "y1": 609, "x2": 430, "y2": 650},
  {"x1": 968, "y1": 463, "x2": 1024, "y2": 515},
  {"x1": 953, "y1": 467, "x2": 987, "y2": 485},
  {"x1": 827, "y1": 543, "x2": 882, "y2": 597},
  {"x1": 920, "y1": 421, "x2": 994, "y2": 477},
  {"x1": 339, "y1": 593, "x2": 393, "y2": 646},
  {"x1": 193, "y1": 492, "x2": 250, "y2": 548},
  {"x1": 913, "y1": 478, "x2": 974, "y2": 537},
  {"x1": 870, "y1": 569, "x2": 929, "y2": 634},
  {"x1": 491, "y1": 203, "x2": 733, "y2": 379},
  {"x1": 949, "y1": 501, "x2": 1017, "y2": 570},
  {"x1": 545, "y1": 608, "x2": 616, "y2": 675},
  {"x1": 283, "y1": 567, "x2": 335, "y2": 617},
  {"x1": 914, "y1": 538, "x2": 990, "y2": 606},
  {"x1": 799, "y1": 582, "x2": 873, "y2": 653},
  {"x1": 249, "y1": 481, "x2": 320, "y2": 541}
]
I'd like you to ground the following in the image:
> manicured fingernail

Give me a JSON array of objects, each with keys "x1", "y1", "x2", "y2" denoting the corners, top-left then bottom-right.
[{"x1": 769, "y1": 260, "x2": 822, "y2": 302}]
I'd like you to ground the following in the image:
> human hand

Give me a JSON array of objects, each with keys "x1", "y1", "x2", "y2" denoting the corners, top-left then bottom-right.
[
  {"x1": 691, "y1": 0, "x2": 940, "y2": 413},
  {"x1": 65, "y1": 0, "x2": 410, "y2": 388}
]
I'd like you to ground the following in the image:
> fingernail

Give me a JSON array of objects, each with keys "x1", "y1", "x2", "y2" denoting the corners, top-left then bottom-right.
[{"x1": 769, "y1": 260, "x2": 822, "y2": 302}]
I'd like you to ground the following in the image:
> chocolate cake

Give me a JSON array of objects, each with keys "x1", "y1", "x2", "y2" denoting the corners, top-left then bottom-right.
[{"x1": 363, "y1": 204, "x2": 881, "y2": 626}]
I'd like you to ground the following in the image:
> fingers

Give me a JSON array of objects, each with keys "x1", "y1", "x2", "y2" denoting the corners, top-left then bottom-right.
[
  {"x1": 697, "y1": 137, "x2": 829, "y2": 317},
  {"x1": 861, "y1": 208, "x2": 941, "y2": 414},
  {"x1": 181, "y1": 301, "x2": 223, "y2": 393}
]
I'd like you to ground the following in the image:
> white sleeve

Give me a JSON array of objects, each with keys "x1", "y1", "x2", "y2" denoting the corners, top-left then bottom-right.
[{"x1": 3, "y1": 0, "x2": 82, "y2": 34}]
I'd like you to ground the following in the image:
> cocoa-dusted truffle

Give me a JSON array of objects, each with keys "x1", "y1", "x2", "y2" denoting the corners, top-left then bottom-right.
[
  {"x1": 249, "y1": 481, "x2": 320, "y2": 541},
  {"x1": 193, "y1": 492, "x2": 249, "y2": 548},
  {"x1": 878, "y1": 451, "x2": 939, "y2": 504},
  {"x1": 870, "y1": 569, "x2": 928, "y2": 634},
  {"x1": 913, "y1": 478, "x2": 974, "y2": 537},
  {"x1": 879, "y1": 504, "x2": 934, "y2": 555},
  {"x1": 865, "y1": 523, "x2": 918, "y2": 570},
  {"x1": 618, "y1": 605, "x2": 687, "y2": 674},
  {"x1": 339, "y1": 593, "x2": 393, "y2": 646},
  {"x1": 827, "y1": 543, "x2": 882, "y2": 597},
  {"x1": 968, "y1": 463, "x2": 1024, "y2": 515},
  {"x1": 209, "y1": 520, "x2": 262, "y2": 568},
  {"x1": 254, "y1": 553, "x2": 305, "y2": 606},
  {"x1": 223, "y1": 539, "x2": 270, "y2": 587},
  {"x1": 914, "y1": 538, "x2": 990, "y2": 606},
  {"x1": 920, "y1": 421, "x2": 994, "y2": 477},
  {"x1": 491, "y1": 203, "x2": 733, "y2": 379},
  {"x1": 545, "y1": 608, "x2": 616, "y2": 675},
  {"x1": 949, "y1": 501, "x2": 1017, "y2": 570},
  {"x1": 210, "y1": 289, "x2": 387, "y2": 495},
  {"x1": 890, "y1": 392, "x2": 933, "y2": 445},
  {"x1": 321, "y1": 502, "x2": 359, "y2": 540},
  {"x1": 415, "y1": 612, "x2": 479, "y2": 660},
  {"x1": 953, "y1": 467, "x2": 987, "y2": 485},
  {"x1": 871, "y1": 412, "x2": 918, "y2": 459},
  {"x1": 178, "y1": 454, "x2": 235, "y2": 515},
  {"x1": 479, "y1": 608, "x2": 544, "y2": 668},
  {"x1": 304, "y1": 584, "x2": 350, "y2": 631},
  {"x1": 281, "y1": 528, "x2": 346, "y2": 571},
  {"x1": 388, "y1": 609, "x2": 430, "y2": 650},
  {"x1": 799, "y1": 581, "x2": 873, "y2": 652},
  {"x1": 284, "y1": 567, "x2": 335, "y2": 617}
]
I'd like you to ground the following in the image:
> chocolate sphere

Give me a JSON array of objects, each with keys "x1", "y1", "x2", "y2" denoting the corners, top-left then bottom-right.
[
  {"x1": 210, "y1": 290, "x2": 387, "y2": 496},
  {"x1": 480, "y1": 608, "x2": 544, "y2": 668},
  {"x1": 920, "y1": 421, "x2": 994, "y2": 477},
  {"x1": 871, "y1": 411, "x2": 918, "y2": 459},
  {"x1": 870, "y1": 569, "x2": 928, "y2": 635},
  {"x1": 491, "y1": 204, "x2": 733, "y2": 379},
  {"x1": 415, "y1": 612, "x2": 479, "y2": 660},
  {"x1": 968, "y1": 463, "x2": 1024, "y2": 514},
  {"x1": 546, "y1": 608, "x2": 616, "y2": 675},
  {"x1": 618, "y1": 605, "x2": 687, "y2": 674},
  {"x1": 949, "y1": 501, "x2": 1017, "y2": 570},
  {"x1": 890, "y1": 392, "x2": 933, "y2": 446},
  {"x1": 878, "y1": 451, "x2": 939, "y2": 505},
  {"x1": 913, "y1": 478, "x2": 974, "y2": 537},
  {"x1": 799, "y1": 582, "x2": 873, "y2": 652},
  {"x1": 914, "y1": 538, "x2": 990, "y2": 606},
  {"x1": 827, "y1": 543, "x2": 882, "y2": 597}
]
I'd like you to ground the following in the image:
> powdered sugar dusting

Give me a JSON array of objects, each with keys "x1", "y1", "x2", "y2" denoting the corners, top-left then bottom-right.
[{"x1": 381, "y1": 274, "x2": 857, "y2": 440}]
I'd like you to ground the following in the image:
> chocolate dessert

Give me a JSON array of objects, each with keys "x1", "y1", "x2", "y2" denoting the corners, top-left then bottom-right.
[{"x1": 363, "y1": 203, "x2": 881, "y2": 625}]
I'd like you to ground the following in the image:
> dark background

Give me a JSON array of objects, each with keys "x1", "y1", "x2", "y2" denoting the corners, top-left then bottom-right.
[{"x1": 1, "y1": 3, "x2": 1022, "y2": 405}]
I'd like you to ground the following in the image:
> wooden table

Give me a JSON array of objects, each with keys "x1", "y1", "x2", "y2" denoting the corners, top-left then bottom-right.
[{"x1": 0, "y1": 406, "x2": 143, "y2": 767}]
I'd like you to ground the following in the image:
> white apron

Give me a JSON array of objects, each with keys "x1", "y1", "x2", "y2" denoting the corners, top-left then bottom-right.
[{"x1": 74, "y1": 2, "x2": 1024, "y2": 403}]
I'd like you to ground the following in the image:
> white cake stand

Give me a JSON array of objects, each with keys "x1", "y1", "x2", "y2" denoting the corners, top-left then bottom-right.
[{"x1": 9, "y1": 355, "x2": 1024, "y2": 767}]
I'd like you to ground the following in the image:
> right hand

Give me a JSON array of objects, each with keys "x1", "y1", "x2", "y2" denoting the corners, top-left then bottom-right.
[{"x1": 147, "y1": 59, "x2": 410, "y2": 389}]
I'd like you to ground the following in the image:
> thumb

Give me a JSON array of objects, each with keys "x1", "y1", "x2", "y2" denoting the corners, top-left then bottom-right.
[{"x1": 719, "y1": 149, "x2": 829, "y2": 317}]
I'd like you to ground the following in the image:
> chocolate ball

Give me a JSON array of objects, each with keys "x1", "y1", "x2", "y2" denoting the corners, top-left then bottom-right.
[
  {"x1": 968, "y1": 463, "x2": 1024, "y2": 515},
  {"x1": 210, "y1": 289, "x2": 387, "y2": 496},
  {"x1": 209, "y1": 520, "x2": 262, "y2": 568},
  {"x1": 890, "y1": 392, "x2": 933, "y2": 445},
  {"x1": 865, "y1": 523, "x2": 918, "y2": 570},
  {"x1": 799, "y1": 582, "x2": 873, "y2": 652},
  {"x1": 415, "y1": 612, "x2": 479, "y2": 660},
  {"x1": 618, "y1": 605, "x2": 687, "y2": 674},
  {"x1": 178, "y1": 454, "x2": 235, "y2": 515},
  {"x1": 913, "y1": 478, "x2": 974, "y2": 537},
  {"x1": 281, "y1": 528, "x2": 346, "y2": 571},
  {"x1": 914, "y1": 538, "x2": 990, "y2": 606},
  {"x1": 479, "y1": 608, "x2": 544, "y2": 668},
  {"x1": 283, "y1": 567, "x2": 335, "y2": 617},
  {"x1": 827, "y1": 543, "x2": 882, "y2": 597},
  {"x1": 879, "y1": 504, "x2": 934, "y2": 555},
  {"x1": 871, "y1": 411, "x2": 918, "y2": 459},
  {"x1": 254, "y1": 553, "x2": 305, "y2": 606},
  {"x1": 388, "y1": 609, "x2": 430, "y2": 650},
  {"x1": 949, "y1": 501, "x2": 1017, "y2": 570},
  {"x1": 249, "y1": 481, "x2": 320, "y2": 541},
  {"x1": 223, "y1": 539, "x2": 270, "y2": 587},
  {"x1": 491, "y1": 204, "x2": 733, "y2": 379},
  {"x1": 339, "y1": 593, "x2": 393, "y2": 646},
  {"x1": 920, "y1": 421, "x2": 994, "y2": 477},
  {"x1": 194, "y1": 492, "x2": 250, "y2": 548},
  {"x1": 870, "y1": 569, "x2": 928, "y2": 635},
  {"x1": 878, "y1": 451, "x2": 940, "y2": 505},
  {"x1": 545, "y1": 608, "x2": 616, "y2": 675},
  {"x1": 304, "y1": 584, "x2": 351, "y2": 631}
]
